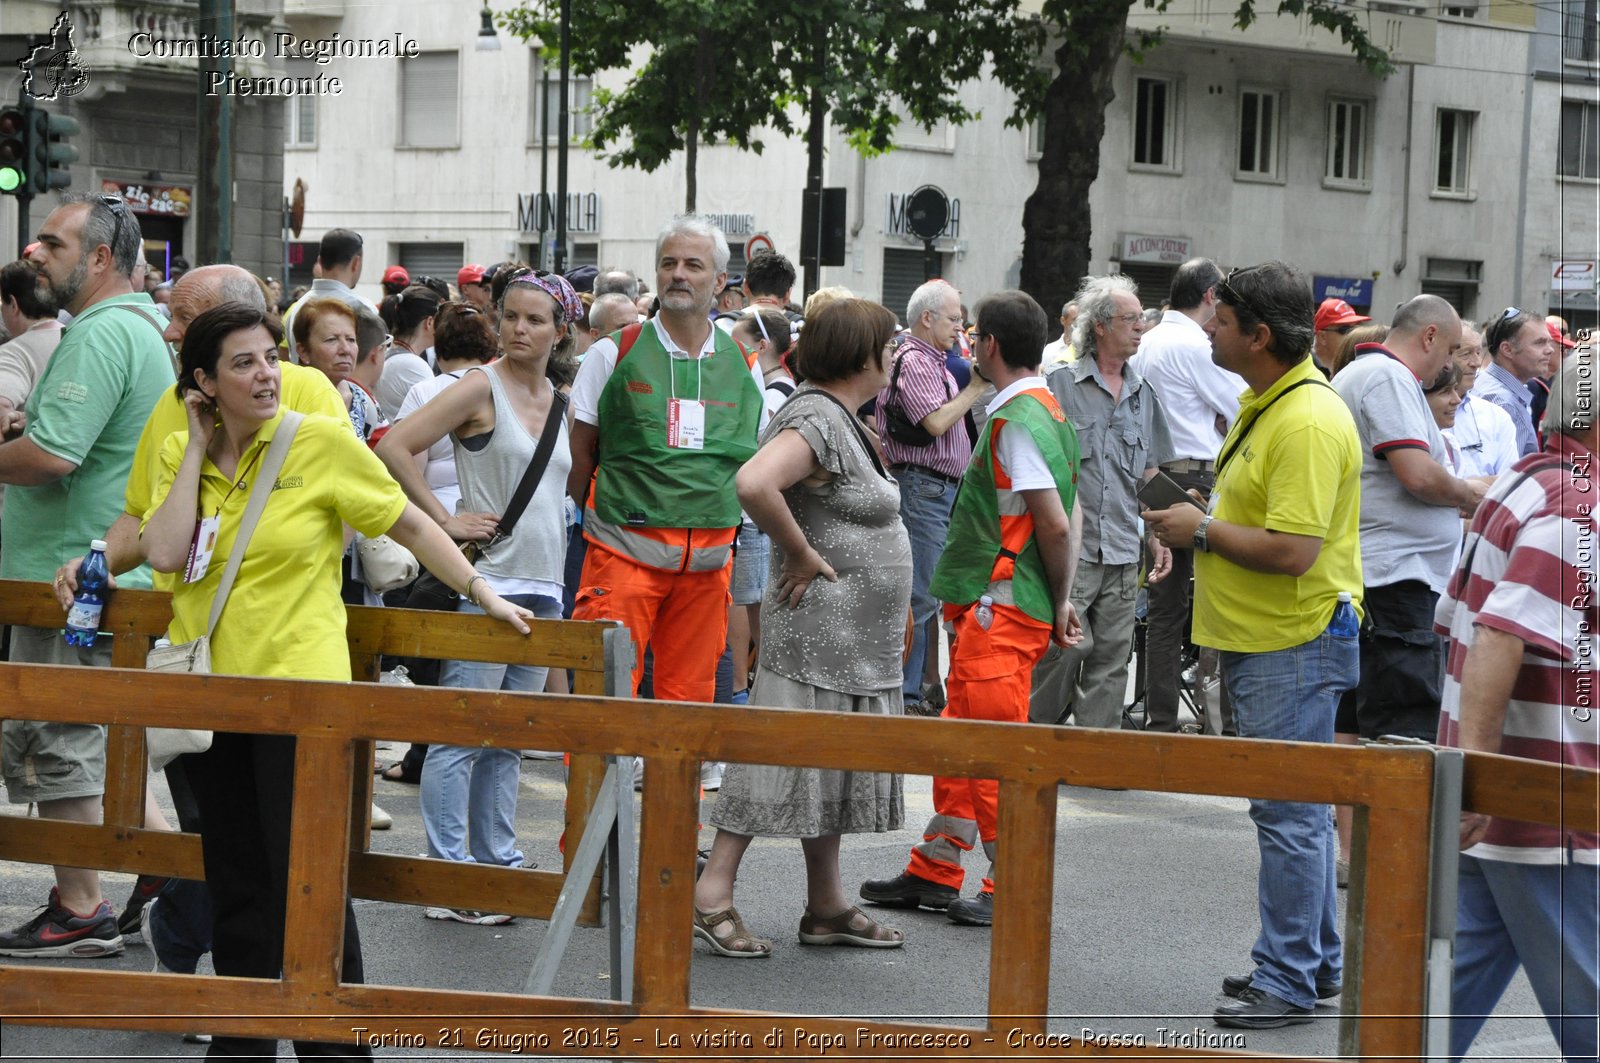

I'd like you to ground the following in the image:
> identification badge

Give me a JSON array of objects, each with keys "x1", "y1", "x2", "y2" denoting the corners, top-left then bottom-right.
[
  {"x1": 667, "y1": 399, "x2": 706, "y2": 450},
  {"x1": 185, "y1": 515, "x2": 220, "y2": 584}
]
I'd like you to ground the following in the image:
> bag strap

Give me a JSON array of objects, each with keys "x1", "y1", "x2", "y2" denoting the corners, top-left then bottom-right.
[
  {"x1": 496, "y1": 390, "x2": 569, "y2": 537},
  {"x1": 613, "y1": 322, "x2": 644, "y2": 364},
  {"x1": 1216, "y1": 377, "x2": 1333, "y2": 474},
  {"x1": 205, "y1": 411, "x2": 303, "y2": 636},
  {"x1": 788, "y1": 386, "x2": 889, "y2": 481},
  {"x1": 113, "y1": 303, "x2": 181, "y2": 377}
]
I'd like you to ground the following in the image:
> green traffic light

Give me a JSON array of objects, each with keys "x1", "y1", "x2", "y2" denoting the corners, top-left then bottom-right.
[{"x1": 0, "y1": 166, "x2": 21, "y2": 193}]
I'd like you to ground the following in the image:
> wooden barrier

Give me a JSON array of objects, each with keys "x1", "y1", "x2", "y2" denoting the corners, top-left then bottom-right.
[
  {"x1": 0, "y1": 579, "x2": 622, "y2": 926},
  {"x1": 0, "y1": 578, "x2": 1594, "y2": 1059}
]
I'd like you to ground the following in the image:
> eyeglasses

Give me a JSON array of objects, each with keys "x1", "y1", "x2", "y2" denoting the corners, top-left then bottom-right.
[
  {"x1": 1109, "y1": 313, "x2": 1142, "y2": 326},
  {"x1": 97, "y1": 194, "x2": 129, "y2": 260},
  {"x1": 1217, "y1": 266, "x2": 1270, "y2": 325}
]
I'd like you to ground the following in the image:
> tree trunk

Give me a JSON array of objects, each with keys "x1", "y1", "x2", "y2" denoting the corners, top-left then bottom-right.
[
  {"x1": 684, "y1": 31, "x2": 715, "y2": 213},
  {"x1": 1020, "y1": 3, "x2": 1132, "y2": 329}
]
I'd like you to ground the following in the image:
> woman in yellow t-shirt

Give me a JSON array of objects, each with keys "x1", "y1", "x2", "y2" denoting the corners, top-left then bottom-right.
[{"x1": 142, "y1": 302, "x2": 534, "y2": 1061}]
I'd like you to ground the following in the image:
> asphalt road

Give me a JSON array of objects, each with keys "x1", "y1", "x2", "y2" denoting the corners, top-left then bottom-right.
[{"x1": 0, "y1": 740, "x2": 1561, "y2": 1062}]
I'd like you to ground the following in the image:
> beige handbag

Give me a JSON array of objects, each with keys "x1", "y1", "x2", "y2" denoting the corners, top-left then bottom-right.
[
  {"x1": 355, "y1": 533, "x2": 419, "y2": 594},
  {"x1": 147, "y1": 413, "x2": 302, "y2": 771}
]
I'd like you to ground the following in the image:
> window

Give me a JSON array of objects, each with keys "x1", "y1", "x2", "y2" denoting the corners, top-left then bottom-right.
[
  {"x1": 1420, "y1": 257, "x2": 1481, "y2": 320},
  {"x1": 285, "y1": 60, "x2": 316, "y2": 147},
  {"x1": 1132, "y1": 76, "x2": 1179, "y2": 172},
  {"x1": 891, "y1": 103, "x2": 952, "y2": 152},
  {"x1": 1561, "y1": 100, "x2": 1600, "y2": 180},
  {"x1": 1325, "y1": 97, "x2": 1371, "y2": 187},
  {"x1": 1566, "y1": 0, "x2": 1598, "y2": 62},
  {"x1": 531, "y1": 56, "x2": 595, "y2": 143},
  {"x1": 399, "y1": 51, "x2": 459, "y2": 149},
  {"x1": 1441, "y1": 1, "x2": 1480, "y2": 18},
  {"x1": 1027, "y1": 117, "x2": 1045, "y2": 160},
  {"x1": 1237, "y1": 87, "x2": 1283, "y2": 179},
  {"x1": 1433, "y1": 109, "x2": 1475, "y2": 196}
]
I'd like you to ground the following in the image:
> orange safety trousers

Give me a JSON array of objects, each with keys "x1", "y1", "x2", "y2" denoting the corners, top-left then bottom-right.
[
  {"x1": 906, "y1": 600, "x2": 1052, "y2": 895},
  {"x1": 573, "y1": 543, "x2": 732, "y2": 702}
]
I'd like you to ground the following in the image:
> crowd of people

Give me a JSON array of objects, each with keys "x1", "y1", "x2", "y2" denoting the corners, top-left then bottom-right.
[{"x1": 0, "y1": 196, "x2": 1591, "y2": 1061}]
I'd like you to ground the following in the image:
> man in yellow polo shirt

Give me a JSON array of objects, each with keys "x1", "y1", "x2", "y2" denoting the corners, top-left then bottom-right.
[{"x1": 1144, "y1": 261, "x2": 1362, "y2": 1032}]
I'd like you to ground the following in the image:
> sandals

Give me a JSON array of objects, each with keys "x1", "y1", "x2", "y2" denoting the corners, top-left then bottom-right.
[
  {"x1": 376, "y1": 761, "x2": 420, "y2": 784},
  {"x1": 798, "y1": 905, "x2": 905, "y2": 949},
  {"x1": 692, "y1": 906, "x2": 772, "y2": 958}
]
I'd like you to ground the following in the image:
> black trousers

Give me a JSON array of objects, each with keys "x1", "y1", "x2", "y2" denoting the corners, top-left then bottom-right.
[
  {"x1": 187, "y1": 731, "x2": 373, "y2": 1061},
  {"x1": 1355, "y1": 579, "x2": 1445, "y2": 740},
  {"x1": 1143, "y1": 467, "x2": 1233, "y2": 734}
]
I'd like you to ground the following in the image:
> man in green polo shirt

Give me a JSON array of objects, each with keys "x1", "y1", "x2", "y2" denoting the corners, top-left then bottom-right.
[{"x1": 0, "y1": 193, "x2": 174, "y2": 958}]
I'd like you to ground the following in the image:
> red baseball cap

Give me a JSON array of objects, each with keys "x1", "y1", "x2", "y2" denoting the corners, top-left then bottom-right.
[
  {"x1": 1314, "y1": 298, "x2": 1370, "y2": 332},
  {"x1": 1548, "y1": 320, "x2": 1576, "y2": 349},
  {"x1": 382, "y1": 265, "x2": 410, "y2": 285},
  {"x1": 458, "y1": 264, "x2": 486, "y2": 287}
]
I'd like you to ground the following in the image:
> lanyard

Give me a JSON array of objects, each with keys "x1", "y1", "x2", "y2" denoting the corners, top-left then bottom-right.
[
  {"x1": 668, "y1": 351, "x2": 704, "y2": 404},
  {"x1": 215, "y1": 445, "x2": 266, "y2": 517},
  {"x1": 1216, "y1": 378, "x2": 1332, "y2": 474}
]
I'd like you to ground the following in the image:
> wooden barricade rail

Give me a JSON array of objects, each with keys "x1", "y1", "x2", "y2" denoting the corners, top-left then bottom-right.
[
  {"x1": 0, "y1": 579, "x2": 620, "y2": 926},
  {"x1": 0, "y1": 575, "x2": 1593, "y2": 1060}
]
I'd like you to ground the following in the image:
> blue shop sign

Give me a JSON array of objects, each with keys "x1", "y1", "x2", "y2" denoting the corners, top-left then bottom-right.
[{"x1": 1314, "y1": 276, "x2": 1372, "y2": 306}]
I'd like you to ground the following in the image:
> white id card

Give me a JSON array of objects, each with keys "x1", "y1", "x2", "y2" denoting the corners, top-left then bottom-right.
[
  {"x1": 184, "y1": 515, "x2": 220, "y2": 584},
  {"x1": 668, "y1": 398, "x2": 706, "y2": 450}
]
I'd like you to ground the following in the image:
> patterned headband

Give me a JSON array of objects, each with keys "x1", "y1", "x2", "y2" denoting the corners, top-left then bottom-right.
[{"x1": 508, "y1": 272, "x2": 584, "y2": 324}]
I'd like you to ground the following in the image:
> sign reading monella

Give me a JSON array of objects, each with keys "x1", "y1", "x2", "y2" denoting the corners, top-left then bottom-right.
[{"x1": 1120, "y1": 233, "x2": 1191, "y2": 264}]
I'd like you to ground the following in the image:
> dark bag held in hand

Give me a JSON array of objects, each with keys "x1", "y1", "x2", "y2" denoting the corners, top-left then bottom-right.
[{"x1": 406, "y1": 391, "x2": 569, "y2": 611}]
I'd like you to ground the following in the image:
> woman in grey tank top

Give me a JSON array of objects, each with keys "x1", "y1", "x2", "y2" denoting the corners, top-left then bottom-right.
[{"x1": 376, "y1": 274, "x2": 581, "y2": 922}]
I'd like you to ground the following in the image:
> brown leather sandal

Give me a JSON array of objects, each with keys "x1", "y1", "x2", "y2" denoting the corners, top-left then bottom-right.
[
  {"x1": 692, "y1": 906, "x2": 773, "y2": 958},
  {"x1": 798, "y1": 905, "x2": 905, "y2": 948}
]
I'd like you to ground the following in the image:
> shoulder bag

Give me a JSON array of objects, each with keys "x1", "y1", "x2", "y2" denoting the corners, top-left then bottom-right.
[
  {"x1": 146, "y1": 412, "x2": 304, "y2": 771},
  {"x1": 405, "y1": 390, "x2": 569, "y2": 612},
  {"x1": 881, "y1": 348, "x2": 946, "y2": 449}
]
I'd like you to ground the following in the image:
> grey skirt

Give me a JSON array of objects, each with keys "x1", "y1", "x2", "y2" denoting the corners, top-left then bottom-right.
[{"x1": 708, "y1": 666, "x2": 904, "y2": 838}]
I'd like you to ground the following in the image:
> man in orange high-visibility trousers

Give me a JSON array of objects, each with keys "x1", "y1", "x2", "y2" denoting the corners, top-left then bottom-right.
[
  {"x1": 566, "y1": 216, "x2": 764, "y2": 788},
  {"x1": 859, "y1": 290, "x2": 1084, "y2": 927}
]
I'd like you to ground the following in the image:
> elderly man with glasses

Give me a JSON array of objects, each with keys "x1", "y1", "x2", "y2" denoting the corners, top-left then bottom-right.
[
  {"x1": 0, "y1": 193, "x2": 175, "y2": 959},
  {"x1": 1027, "y1": 272, "x2": 1173, "y2": 730},
  {"x1": 1476, "y1": 306, "x2": 1559, "y2": 457}
]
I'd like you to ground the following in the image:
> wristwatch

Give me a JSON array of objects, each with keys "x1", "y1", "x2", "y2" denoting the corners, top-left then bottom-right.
[{"x1": 1192, "y1": 515, "x2": 1214, "y2": 553}]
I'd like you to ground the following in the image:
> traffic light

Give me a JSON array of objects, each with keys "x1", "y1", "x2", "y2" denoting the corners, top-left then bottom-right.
[
  {"x1": 0, "y1": 103, "x2": 30, "y2": 196},
  {"x1": 28, "y1": 108, "x2": 78, "y2": 193}
]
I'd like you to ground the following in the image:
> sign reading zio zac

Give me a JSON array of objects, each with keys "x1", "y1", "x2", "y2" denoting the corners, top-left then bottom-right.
[{"x1": 101, "y1": 180, "x2": 191, "y2": 217}]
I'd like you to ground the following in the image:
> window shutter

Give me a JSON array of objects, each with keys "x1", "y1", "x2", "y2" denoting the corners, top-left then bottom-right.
[{"x1": 401, "y1": 52, "x2": 459, "y2": 148}]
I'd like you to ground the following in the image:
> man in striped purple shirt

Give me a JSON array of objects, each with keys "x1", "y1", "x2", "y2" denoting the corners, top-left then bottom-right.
[{"x1": 875, "y1": 279, "x2": 989, "y2": 712}]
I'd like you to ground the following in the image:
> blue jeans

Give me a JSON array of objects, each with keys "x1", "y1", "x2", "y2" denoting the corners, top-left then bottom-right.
[
  {"x1": 1221, "y1": 627, "x2": 1356, "y2": 1010},
  {"x1": 896, "y1": 466, "x2": 957, "y2": 704},
  {"x1": 1450, "y1": 855, "x2": 1598, "y2": 1062},
  {"x1": 420, "y1": 593, "x2": 561, "y2": 867}
]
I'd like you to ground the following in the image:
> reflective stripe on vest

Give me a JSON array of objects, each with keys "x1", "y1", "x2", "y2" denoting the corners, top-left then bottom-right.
[{"x1": 583, "y1": 503, "x2": 736, "y2": 572}]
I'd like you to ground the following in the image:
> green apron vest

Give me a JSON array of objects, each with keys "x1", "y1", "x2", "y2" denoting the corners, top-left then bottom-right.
[
  {"x1": 593, "y1": 322, "x2": 761, "y2": 530},
  {"x1": 929, "y1": 388, "x2": 1080, "y2": 624}
]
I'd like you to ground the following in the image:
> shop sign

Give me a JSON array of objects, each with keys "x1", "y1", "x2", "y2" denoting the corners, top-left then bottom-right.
[
  {"x1": 1119, "y1": 233, "x2": 1190, "y2": 263},
  {"x1": 886, "y1": 192, "x2": 961, "y2": 239},
  {"x1": 1553, "y1": 260, "x2": 1597, "y2": 292},
  {"x1": 517, "y1": 192, "x2": 600, "y2": 234},
  {"x1": 101, "y1": 179, "x2": 191, "y2": 217},
  {"x1": 704, "y1": 213, "x2": 756, "y2": 237},
  {"x1": 1313, "y1": 276, "x2": 1373, "y2": 306}
]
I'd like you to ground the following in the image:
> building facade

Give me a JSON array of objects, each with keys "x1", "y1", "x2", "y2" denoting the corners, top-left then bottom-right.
[{"x1": 0, "y1": 0, "x2": 288, "y2": 281}]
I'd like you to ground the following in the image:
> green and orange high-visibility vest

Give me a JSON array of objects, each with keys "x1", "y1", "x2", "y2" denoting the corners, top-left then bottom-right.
[
  {"x1": 585, "y1": 321, "x2": 762, "y2": 571},
  {"x1": 929, "y1": 386, "x2": 1080, "y2": 624}
]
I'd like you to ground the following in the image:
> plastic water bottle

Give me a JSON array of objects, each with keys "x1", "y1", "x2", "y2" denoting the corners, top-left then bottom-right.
[
  {"x1": 63, "y1": 540, "x2": 110, "y2": 648},
  {"x1": 1329, "y1": 591, "x2": 1360, "y2": 638},
  {"x1": 973, "y1": 594, "x2": 995, "y2": 631}
]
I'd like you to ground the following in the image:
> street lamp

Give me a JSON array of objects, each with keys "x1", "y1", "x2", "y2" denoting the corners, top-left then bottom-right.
[{"x1": 475, "y1": 5, "x2": 500, "y2": 51}]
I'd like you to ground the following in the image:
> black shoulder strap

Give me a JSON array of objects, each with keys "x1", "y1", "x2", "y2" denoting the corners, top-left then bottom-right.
[
  {"x1": 498, "y1": 389, "x2": 569, "y2": 536},
  {"x1": 787, "y1": 387, "x2": 889, "y2": 480},
  {"x1": 766, "y1": 378, "x2": 796, "y2": 398},
  {"x1": 1216, "y1": 378, "x2": 1334, "y2": 473}
]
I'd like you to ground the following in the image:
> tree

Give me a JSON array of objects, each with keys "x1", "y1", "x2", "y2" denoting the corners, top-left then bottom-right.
[{"x1": 504, "y1": 0, "x2": 1389, "y2": 307}]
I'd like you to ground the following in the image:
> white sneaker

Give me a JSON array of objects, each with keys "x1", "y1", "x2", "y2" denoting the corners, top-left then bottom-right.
[
  {"x1": 370, "y1": 803, "x2": 393, "y2": 830},
  {"x1": 700, "y1": 761, "x2": 724, "y2": 792},
  {"x1": 521, "y1": 749, "x2": 564, "y2": 761},
  {"x1": 424, "y1": 907, "x2": 512, "y2": 925}
]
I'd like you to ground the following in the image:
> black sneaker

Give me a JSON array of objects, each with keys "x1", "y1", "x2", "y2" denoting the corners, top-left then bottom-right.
[
  {"x1": 116, "y1": 874, "x2": 171, "y2": 941},
  {"x1": 1213, "y1": 986, "x2": 1314, "y2": 1029},
  {"x1": 1222, "y1": 971, "x2": 1341, "y2": 1001},
  {"x1": 858, "y1": 871, "x2": 957, "y2": 910},
  {"x1": 0, "y1": 887, "x2": 124, "y2": 958},
  {"x1": 946, "y1": 891, "x2": 994, "y2": 926}
]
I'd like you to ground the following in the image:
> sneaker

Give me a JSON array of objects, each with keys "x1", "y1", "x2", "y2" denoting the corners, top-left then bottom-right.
[
  {"x1": 424, "y1": 907, "x2": 512, "y2": 925},
  {"x1": 522, "y1": 749, "x2": 564, "y2": 761},
  {"x1": 946, "y1": 891, "x2": 994, "y2": 926},
  {"x1": 858, "y1": 870, "x2": 958, "y2": 910},
  {"x1": 1222, "y1": 971, "x2": 1341, "y2": 1000},
  {"x1": 0, "y1": 888, "x2": 124, "y2": 958},
  {"x1": 117, "y1": 874, "x2": 170, "y2": 941},
  {"x1": 728, "y1": 689, "x2": 750, "y2": 705},
  {"x1": 370, "y1": 803, "x2": 393, "y2": 830},
  {"x1": 700, "y1": 761, "x2": 724, "y2": 792},
  {"x1": 138, "y1": 897, "x2": 168, "y2": 972}
]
